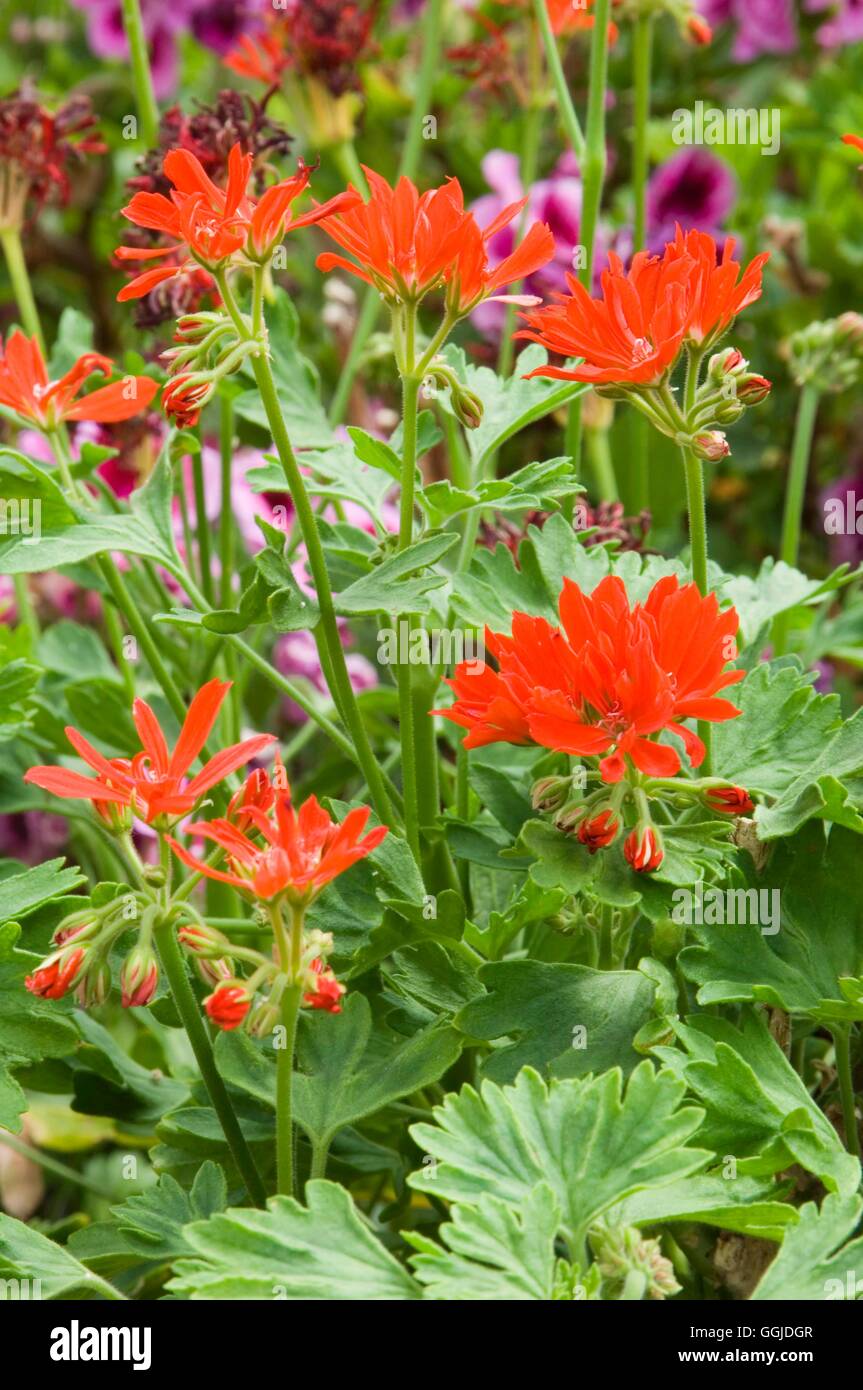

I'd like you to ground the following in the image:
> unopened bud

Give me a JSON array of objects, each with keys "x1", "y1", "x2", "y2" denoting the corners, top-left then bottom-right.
[{"x1": 692, "y1": 430, "x2": 730, "y2": 462}]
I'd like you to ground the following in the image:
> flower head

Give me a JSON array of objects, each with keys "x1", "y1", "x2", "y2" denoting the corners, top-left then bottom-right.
[
  {"x1": 706, "y1": 784, "x2": 754, "y2": 815},
  {"x1": 304, "y1": 957, "x2": 346, "y2": 1013},
  {"x1": 204, "y1": 981, "x2": 252, "y2": 1030},
  {"x1": 225, "y1": 1, "x2": 377, "y2": 96},
  {"x1": 437, "y1": 574, "x2": 743, "y2": 783},
  {"x1": 167, "y1": 773, "x2": 388, "y2": 903},
  {"x1": 25, "y1": 944, "x2": 87, "y2": 1000},
  {"x1": 316, "y1": 168, "x2": 554, "y2": 316},
  {"x1": 576, "y1": 808, "x2": 620, "y2": 852},
  {"x1": 517, "y1": 226, "x2": 768, "y2": 386},
  {"x1": 0, "y1": 89, "x2": 105, "y2": 230},
  {"x1": 24, "y1": 678, "x2": 275, "y2": 826},
  {"x1": 0, "y1": 332, "x2": 158, "y2": 431},
  {"x1": 115, "y1": 142, "x2": 355, "y2": 300}
]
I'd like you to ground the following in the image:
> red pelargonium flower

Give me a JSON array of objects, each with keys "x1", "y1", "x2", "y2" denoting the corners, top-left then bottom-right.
[
  {"x1": 225, "y1": 32, "x2": 290, "y2": 88},
  {"x1": 624, "y1": 826, "x2": 663, "y2": 873},
  {"x1": 706, "y1": 785, "x2": 754, "y2": 815},
  {"x1": 577, "y1": 809, "x2": 619, "y2": 853},
  {"x1": 25, "y1": 946, "x2": 86, "y2": 1000},
  {"x1": 24, "y1": 678, "x2": 275, "y2": 825},
  {"x1": 517, "y1": 227, "x2": 768, "y2": 386},
  {"x1": 316, "y1": 168, "x2": 555, "y2": 315},
  {"x1": 167, "y1": 778, "x2": 388, "y2": 902},
  {"x1": 0, "y1": 331, "x2": 157, "y2": 430},
  {"x1": 115, "y1": 143, "x2": 356, "y2": 300},
  {"x1": 437, "y1": 575, "x2": 743, "y2": 783},
  {"x1": 205, "y1": 982, "x2": 251, "y2": 1030},
  {"x1": 545, "y1": 0, "x2": 619, "y2": 40},
  {"x1": 304, "y1": 958, "x2": 346, "y2": 1014}
]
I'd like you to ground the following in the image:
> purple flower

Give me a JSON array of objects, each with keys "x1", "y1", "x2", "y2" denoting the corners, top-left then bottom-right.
[
  {"x1": 805, "y1": 0, "x2": 863, "y2": 47},
  {"x1": 646, "y1": 150, "x2": 737, "y2": 253},
  {"x1": 0, "y1": 812, "x2": 69, "y2": 866},
  {"x1": 697, "y1": 0, "x2": 797, "y2": 60},
  {"x1": 72, "y1": 1, "x2": 259, "y2": 97},
  {"x1": 470, "y1": 149, "x2": 601, "y2": 340}
]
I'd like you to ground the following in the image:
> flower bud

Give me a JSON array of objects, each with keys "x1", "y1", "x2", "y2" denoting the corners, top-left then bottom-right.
[
  {"x1": 708, "y1": 347, "x2": 745, "y2": 381},
  {"x1": 25, "y1": 943, "x2": 88, "y2": 1000},
  {"x1": 451, "y1": 382, "x2": 484, "y2": 431},
  {"x1": 705, "y1": 784, "x2": 755, "y2": 815},
  {"x1": 736, "y1": 374, "x2": 771, "y2": 404},
  {"x1": 120, "y1": 945, "x2": 159, "y2": 1008},
  {"x1": 692, "y1": 430, "x2": 730, "y2": 462},
  {"x1": 530, "y1": 774, "x2": 572, "y2": 814},
  {"x1": 178, "y1": 922, "x2": 232, "y2": 957},
  {"x1": 686, "y1": 13, "x2": 712, "y2": 43},
  {"x1": 624, "y1": 826, "x2": 663, "y2": 873},
  {"x1": 247, "y1": 1000, "x2": 281, "y2": 1038},
  {"x1": 76, "y1": 959, "x2": 112, "y2": 1008},
  {"x1": 204, "y1": 981, "x2": 252, "y2": 1030},
  {"x1": 577, "y1": 809, "x2": 620, "y2": 854},
  {"x1": 303, "y1": 959, "x2": 346, "y2": 1014}
]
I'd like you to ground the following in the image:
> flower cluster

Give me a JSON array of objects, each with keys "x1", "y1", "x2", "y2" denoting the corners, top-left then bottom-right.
[
  {"x1": 437, "y1": 574, "x2": 752, "y2": 871},
  {"x1": 0, "y1": 88, "x2": 105, "y2": 231},
  {"x1": 518, "y1": 226, "x2": 770, "y2": 458}
]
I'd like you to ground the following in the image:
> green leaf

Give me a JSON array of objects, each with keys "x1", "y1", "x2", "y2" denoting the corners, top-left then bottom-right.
[
  {"x1": 0, "y1": 924, "x2": 79, "y2": 1130},
  {"x1": 722, "y1": 557, "x2": 854, "y2": 649},
  {"x1": 168, "y1": 1182, "x2": 421, "y2": 1299},
  {"x1": 655, "y1": 1011, "x2": 860, "y2": 1196},
  {"x1": 409, "y1": 1063, "x2": 709, "y2": 1249},
  {"x1": 713, "y1": 662, "x2": 842, "y2": 799},
  {"x1": 335, "y1": 531, "x2": 459, "y2": 616},
  {"x1": 215, "y1": 993, "x2": 463, "y2": 1151},
  {"x1": 0, "y1": 658, "x2": 38, "y2": 743},
  {"x1": 0, "y1": 858, "x2": 85, "y2": 925},
  {"x1": 0, "y1": 451, "x2": 178, "y2": 573},
  {"x1": 680, "y1": 825, "x2": 863, "y2": 1023},
  {"x1": 455, "y1": 961, "x2": 655, "y2": 1083},
  {"x1": 753, "y1": 704, "x2": 863, "y2": 839},
  {"x1": 68, "y1": 1163, "x2": 228, "y2": 1278},
  {"x1": 0, "y1": 1214, "x2": 122, "y2": 1300},
  {"x1": 36, "y1": 620, "x2": 120, "y2": 683},
  {"x1": 72, "y1": 1012, "x2": 188, "y2": 1129},
  {"x1": 437, "y1": 344, "x2": 588, "y2": 470},
  {"x1": 407, "y1": 1182, "x2": 560, "y2": 1300},
  {"x1": 418, "y1": 457, "x2": 582, "y2": 529},
  {"x1": 607, "y1": 1174, "x2": 796, "y2": 1241},
  {"x1": 751, "y1": 1194, "x2": 863, "y2": 1300}
]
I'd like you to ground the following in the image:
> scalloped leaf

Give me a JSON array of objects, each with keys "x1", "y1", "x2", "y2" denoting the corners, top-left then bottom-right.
[
  {"x1": 751, "y1": 1194, "x2": 863, "y2": 1301},
  {"x1": 167, "y1": 1182, "x2": 421, "y2": 1300}
]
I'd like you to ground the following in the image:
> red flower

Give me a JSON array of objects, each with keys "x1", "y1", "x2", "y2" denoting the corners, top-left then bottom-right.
[
  {"x1": 438, "y1": 575, "x2": 743, "y2": 783},
  {"x1": 161, "y1": 373, "x2": 211, "y2": 428},
  {"x1": 204, "y1": 982, "x2": 251, "y2": 1030},
  {"x1": 225, "y1": 3, "x2": 377, "y2": 96},
  {"x1": 24, "y1": 678, "x2": 275, "y2": 826},
  {"x1": 624, "y1": 826, "x2": 663, "y2": 873},
  {"x1": 116, "y1": 143, "x2": 355, "y2": 301},
  {"x1": 316, "y1": 169, "x2": 554, "y2": 315},
  {"x1": 25, "y1": 946, "x2": 86, "y2": 1000},
  {"x1": 227, "y1": 766, "x2": 277, "y2": 832},
  {"x1": 0, "y1": 91, "x2": 105, "y2": 225},
  {"x1": 517, "y1": 228, "x2": 768, "y2": 386},
  {"x1": 167, "y1": 777, "x2": 388, "y2": 902},
  {"x1": 577, "y1": 809, "x2": 619, "y2": 853},
  {"x1": 120, "y1": 947, "x2": 159, "y2": 1008},
  {"x1": 225, "y1": 32, "x2": 290, "y2": 87},
  {"x1": 0, "y1": 331, "x2": 157, "y2": 430},
  {"x1": 304, "y1": 958, "x2": 346, "y2": 1013},
  {"x1": 546, "y1": 0, "x2": 619, "y2": 40},
  {"x1": 706, "y1": 785, "x2": 754, "y2": 815},
  {"x1": 686, "y1": 14, "x2": 712, "y2": 43}
]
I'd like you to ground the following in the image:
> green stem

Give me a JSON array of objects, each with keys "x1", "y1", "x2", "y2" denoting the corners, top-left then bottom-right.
[
  {"x1": 773, "y1": 383, "x2": 820, "y2": 655},
  {"x1": 13, "y1": 574, "x2": 39, "y2": 645},
  {"x1": 249, "y1": 341, "x2": 397, "y2": 830},
  {"x1": 192, "y1": 443, "x2": 213, "y2": 603},
  {"x1": 630, "y1": 15, "x2": 653, "y2": 512},
  {"x1": 0, "y1": 227, "x2": 44, "y2": 348},
  {"x1": 566, "y1": 0, "x2": 610, "y2": 488},
  {"x1": 397, "y1": 373, "x2": 422, "y2": 865},
  {"x1": 309, "y1": 1139, "x2": 330, "y2": 1181},
  {"x1": 153, "y1": 916, "x2": 267, "y2": 1205},
  {"x1": 585, "y1": 423, "x2": 619, "y2": 502},
  {"x1": 682, "y1": 449, "x2": 709, "y2": 598},
  {"x1": 831, "y1": 1027, "x2": 860, "y2": 1159},
  {"x1": 531, "y1": 0, "x2": 586, "y2": 160},
  {"x1": 598, "y1": 903, "x2": 614, "y2": 970},
  {"x1": 120, "y1": 0, "x2": 160, "y2": 148},
  {"x1": 498, "y1": 21, "x2": 544, "y2": 378},
  {"x1": 328, "y1": 0, "x2": 445, "y2": 424},
  {"x1": 273, "y1": 901, "x2": 303, "y2": 1197},
  {"x1": 219, "y1": 393, "x2": 236, "y2": 607}
]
